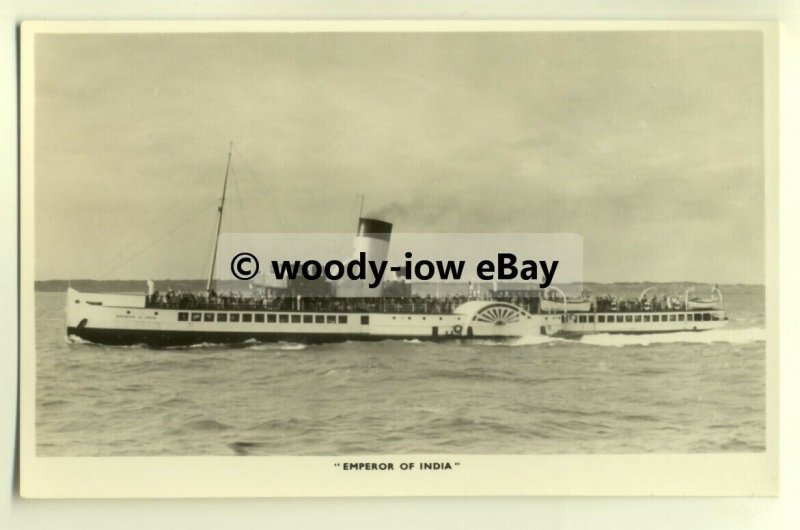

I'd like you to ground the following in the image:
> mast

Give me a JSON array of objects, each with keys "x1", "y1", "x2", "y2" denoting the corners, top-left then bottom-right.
[
  {"x1": 356, "y1": 194, "x2": 365, "y2": 230},
  {"x1": 207, "y1": 142, "x2": 233, "y2": 291}
]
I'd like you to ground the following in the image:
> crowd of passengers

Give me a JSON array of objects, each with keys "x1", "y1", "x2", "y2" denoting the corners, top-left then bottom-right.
[
  {"x1": 145, "y1": 288, "x2": 542, "y2": 314},
  {"x1": 592, "y1": 294, "x2": 687, "y2": 312},
  {"x1": 144, "y1": 288, "x2": 693, "y2": 314}
]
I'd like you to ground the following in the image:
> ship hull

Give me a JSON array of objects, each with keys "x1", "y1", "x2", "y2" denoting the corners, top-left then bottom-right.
[
  {"x1": 64, "y1": 289, "x2": 728, "y2": 347},
  {"x1": 65, "y1": 289, "x2": 563, "y2": 347},
  {"x1": 555, "y1": 328, "x2": 725, "y2": 340},
  {"x1": 66, "y1": 326, "x2": 520, "y2": 348},
  {"x1": 558, "y1": 310, "x2": 728, "y2": 336}
]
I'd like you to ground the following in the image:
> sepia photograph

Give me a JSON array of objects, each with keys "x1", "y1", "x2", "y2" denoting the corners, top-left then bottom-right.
[{"x1": 19, "y1": 21, "x2": 778, "y2": 497}]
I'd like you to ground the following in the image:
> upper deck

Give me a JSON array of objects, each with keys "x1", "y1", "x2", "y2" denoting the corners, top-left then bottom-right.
[
  {"x1": 142, "y1": 292, "x2": 723, "y2": 317},
  {"x1": 143, "y1": 294, "x2": 542, "y2": 315}
]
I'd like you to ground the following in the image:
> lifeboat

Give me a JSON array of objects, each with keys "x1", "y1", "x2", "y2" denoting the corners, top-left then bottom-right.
[
  {"x1": 539, "y1": 286, "x2": 591, "y2": 313},
  {"x1": 539, "y1": 298, "x2": 592, "y2": 313},
  {"x1": 684, "y1": 286, "x2": 723, "y2": 311}
]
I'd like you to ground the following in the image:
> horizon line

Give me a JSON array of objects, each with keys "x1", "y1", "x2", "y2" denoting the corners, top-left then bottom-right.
[{"x1": 34, "y1": 278, "x2": 767, "y2": 287}]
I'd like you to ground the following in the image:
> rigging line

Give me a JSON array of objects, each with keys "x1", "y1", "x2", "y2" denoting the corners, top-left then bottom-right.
[
  {"x1": 235, "y1": 162, "x2": 265, "y2": 271},
  {"x1": 230, "y1": 163, "x2": 249, "y2": 233},
  {"x1": 99, "y1": 191, "x2": 196, "y2": 275},
  {"x1": 98, "y1": 201, "x2": 217, "y2": 280},
  {"x1": 200, "y1": 203, "x2": 221, "y2": 284},
  {"x1": 199, "y1": 163, "x2": 223, "y2": 284},
  {"x1": 99, "y1": 202, "x2": 218, "y2": 280},
  {"x1": 239, "y1": 174, "x2": 250, "y2": 234},
  {"x1": 232, "y1": 153, "x2": 267, "y2": 230},
  {"x1": 205, "y1": 143, "x2": 233, "y2": 291},
  {"x1": 220, "y1": 163, "x2": 257, "y2": 289},
  {"x1": 228, "y1": 150, "x2": 252, "y2": 227},
  {"x1": 97, "y1": 197, "x2": 220, "y2": 279},
  {"x1": 248, "y1": 169, "x2": 286, "y2": 233},
  {"x1": 97, "y1": 200, "x2": 219, "y2": 279},
  {"x1": 232, "y1": 145, "x2": 288, "y2": 232}
]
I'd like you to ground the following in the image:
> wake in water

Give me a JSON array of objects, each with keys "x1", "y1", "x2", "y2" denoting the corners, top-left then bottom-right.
[
  {"x1": 66, "y1": 335, "x2": 151, "y2": 349},
  {"x1": 66, "y1": 327, "x2": 765, "y2": 351},
  {"x1": 65, "y1": 334, "x2": 94, "y2": 345},
  {"x1": 247, "y1": 342, "x2": 307, "y2": 351},
  {"x1": 578, "y1": 327, "x2": 765, "y2": 347},
  {"x1": 67, "y1": 336, "x2": 309, "y2": 351},
  {"x1": 481, "y1": 335, "x2": 568, "y2": 347},
  {"x1": 480, "y1": 327, "x2": 766, "y2": 348}
]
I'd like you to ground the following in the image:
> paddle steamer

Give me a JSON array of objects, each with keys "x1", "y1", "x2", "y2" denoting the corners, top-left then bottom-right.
[{"x1": 65, "y1": 148, "x2": 727, "y2": 347}]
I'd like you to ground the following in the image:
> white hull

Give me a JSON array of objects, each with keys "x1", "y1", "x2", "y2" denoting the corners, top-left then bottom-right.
[
  {"x1": 66, "y1": 289, "x2": 562, "y2": 346},
  {"x1": 559, "y1": 310, "x2": 728, "y2": 336},
  {"x1": 65, "y1": 289, "x2": 728, "y2": 346}
]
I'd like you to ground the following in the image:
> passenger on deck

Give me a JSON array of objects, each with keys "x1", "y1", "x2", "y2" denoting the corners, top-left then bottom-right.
[{"x1": 147, "y1": 289, "x2": 159, "y2": 307}]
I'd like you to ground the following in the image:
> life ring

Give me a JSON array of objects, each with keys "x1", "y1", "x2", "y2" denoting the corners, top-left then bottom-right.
[{"x1": 453, "y1": 324, "x2": 463, "y2": 335}]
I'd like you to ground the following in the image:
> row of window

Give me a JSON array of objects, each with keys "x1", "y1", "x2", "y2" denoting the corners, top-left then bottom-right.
[
  {"x1": 572, "y1": 312, "x2": 721, "y2": 324},
  {"x1": 177, "y1": 312, "x2": 357, "y2": 324}
]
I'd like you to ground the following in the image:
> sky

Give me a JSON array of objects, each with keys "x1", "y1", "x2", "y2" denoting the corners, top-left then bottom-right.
[{"x1": 33, "y1": 30, "x2": 765, "y2": 283}]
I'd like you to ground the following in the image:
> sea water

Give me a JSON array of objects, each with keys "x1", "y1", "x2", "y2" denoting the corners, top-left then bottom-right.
[{"x1": 34, "y1": 285, "x2": 766, "y2": 456}]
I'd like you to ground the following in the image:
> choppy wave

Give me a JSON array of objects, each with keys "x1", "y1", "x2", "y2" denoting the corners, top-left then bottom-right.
[
  {"x1": 182, "y1": 342, "x2": 228, "y2": 349},
  {"x1": 247, "y1": 342, "x2": 307, "y2": 351},
  {"x1": 184, "y1": 419, "x2": 232, "y2": 431},
  {"x1": 506, "y1": 335, "x2": 568, "y2": 347},
  {"x1": 38, "y1": 289, "x2": 767, "y2": 457}
]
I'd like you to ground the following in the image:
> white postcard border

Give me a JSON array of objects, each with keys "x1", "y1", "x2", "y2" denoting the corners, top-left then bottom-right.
[{"x1": 19, "y1": 19, "x2": 780, "y2": 498}]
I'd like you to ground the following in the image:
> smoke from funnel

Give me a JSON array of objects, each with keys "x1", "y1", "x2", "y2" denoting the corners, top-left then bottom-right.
[
  {"x1": 364, "y1": 193, "x2": 453, "y2": 228},
  {"x1": 365, "y1": 202, "x2": 410, "y2": 222}
]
